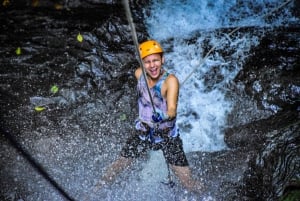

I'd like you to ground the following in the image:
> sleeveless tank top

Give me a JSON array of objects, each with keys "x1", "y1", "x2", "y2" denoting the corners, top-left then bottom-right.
[{"x1": 135, "y1": 70, "x2": 178, "y2": 143}]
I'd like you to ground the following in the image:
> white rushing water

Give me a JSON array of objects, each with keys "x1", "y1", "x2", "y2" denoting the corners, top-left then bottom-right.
[{"x1": 144, "y1": 0, "x2": 295, "y2": 152}]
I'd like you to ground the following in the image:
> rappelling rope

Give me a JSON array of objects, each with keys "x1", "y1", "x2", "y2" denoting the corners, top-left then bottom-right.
[
  {"x1": 122, "y1": 0, "x2": 156, "y2": 114},
  {"x1": 180, "y1": 0, "x2": 294, "y2": 87}
]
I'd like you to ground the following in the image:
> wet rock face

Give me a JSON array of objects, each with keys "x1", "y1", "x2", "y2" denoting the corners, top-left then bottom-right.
[
  {"x1": 0, "y1": 4, "x2": 148, "y2": 111},
  {"x1": 225, "y1": 25, "x2": 300, "y2": 149},
  {"x1": 234, "y1": 27, "x2": 300, "y2": 113},
  {"x1": 241, "y1": 121, "x2": 300, "y2": 201},
  {"x1": 224, "y1": 25, "x2": 300, "y2": 201},
  {"x1": 226, "y1": 109, "x2": 298, "y2": 146},
  {"x1": 0, "y1": 4, "x2": 149, "y2": 201}
]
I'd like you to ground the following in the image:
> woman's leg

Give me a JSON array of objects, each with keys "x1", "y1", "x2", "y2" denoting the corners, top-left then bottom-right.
[
  {"x1": 171, "y1": 165, "x2": 204, "y2": 193},
  {"x1": 83, "y1": 156, "x2": 133, "y2": 201},
  {"x1": 101, "y1": 156, "x2": 133, "y2": 184}
]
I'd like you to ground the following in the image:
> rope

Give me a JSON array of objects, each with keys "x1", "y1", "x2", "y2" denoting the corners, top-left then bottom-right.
[
  {"x1": 180, "y1": 0, "x2": 294, "y2": 87},
  {"x1": 0, "y1": 126, "x2": 76, "y2": 201},
  {"x1": 163, "y1": 155, "x2": 175, "y2": 188},
  {"x1": 122, "y1": 0, "x2": 157, "y2": 114}
]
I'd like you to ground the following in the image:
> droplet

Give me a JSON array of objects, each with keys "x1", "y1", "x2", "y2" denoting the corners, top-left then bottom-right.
[{"x1": 120, "y1": 114, "x2": 127, "y2": 121}]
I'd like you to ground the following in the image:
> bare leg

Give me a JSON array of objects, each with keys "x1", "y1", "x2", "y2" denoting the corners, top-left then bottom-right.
[
  {"x1": 171, "y1": 165, "x2": 204, "y2": 193},
  {"x1": 83, "y1": 156, "x2": 133, "y2": 201},
  {"x1": 101, "y1": 156, "x2": 133, "y2": 184}
]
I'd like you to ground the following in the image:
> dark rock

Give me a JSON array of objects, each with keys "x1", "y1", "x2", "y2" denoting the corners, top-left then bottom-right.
[
  {"x1": 234, "y1": 26, "x2": 300, "y2": 112},
  {"x1": 225, "y1": 109, "x2": 299, "y2": 149},
  {"x1": 240, "y1": 121, "x2": 300, "y2": 201}
]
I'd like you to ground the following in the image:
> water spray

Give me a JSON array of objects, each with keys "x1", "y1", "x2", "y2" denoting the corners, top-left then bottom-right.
[
  {"x1": 180, "y1": 0, "x2": 294, "y2": 87},
  {"x1": 0, "y1": 126, "x2": 76, "y2": 201}
]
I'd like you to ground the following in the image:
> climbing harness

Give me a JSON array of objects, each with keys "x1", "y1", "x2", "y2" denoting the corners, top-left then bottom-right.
[
  {"x1": 180, "y1": 0, "x2": 294, "y2": 87},
  {"x1": 140, "y1": 127, "x2": 163, "y2": 143}
]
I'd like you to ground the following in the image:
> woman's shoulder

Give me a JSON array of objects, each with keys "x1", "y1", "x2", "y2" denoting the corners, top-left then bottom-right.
[
  {"x1": 135, "y1": 67, "x2": 142, "y2": 80},
  {"x1": 166, "y1": 73, "x2": 179, "y2": 85}
]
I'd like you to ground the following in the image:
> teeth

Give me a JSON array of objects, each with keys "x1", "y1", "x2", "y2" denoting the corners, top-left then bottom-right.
[{"x1": 149, "y1": 68, "x2": 158, "y2": 76}]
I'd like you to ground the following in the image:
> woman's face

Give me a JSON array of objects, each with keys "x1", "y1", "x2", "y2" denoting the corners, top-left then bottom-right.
[{"x1": 142, "y1": 53, "x2": 164, "y2": 80}]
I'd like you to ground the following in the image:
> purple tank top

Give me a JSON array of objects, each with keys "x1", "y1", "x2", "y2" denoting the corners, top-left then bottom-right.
[{"x1": 135, "y1": 71, "x2": 178, "y2": 141}]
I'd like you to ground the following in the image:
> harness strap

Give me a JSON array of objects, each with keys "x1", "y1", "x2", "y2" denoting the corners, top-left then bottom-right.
[{"x1": 139, "y1": 122, "x2": 174, "y2": 143}]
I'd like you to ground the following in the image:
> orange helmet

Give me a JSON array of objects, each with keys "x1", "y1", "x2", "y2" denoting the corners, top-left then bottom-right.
[{"x1": 139, "y1": 40, "x2": 163, "y2": 59}]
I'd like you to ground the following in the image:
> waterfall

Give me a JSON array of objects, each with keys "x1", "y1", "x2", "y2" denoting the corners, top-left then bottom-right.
[{"x1": 144, "y1": 0, "x2": 295, "y2": 152}]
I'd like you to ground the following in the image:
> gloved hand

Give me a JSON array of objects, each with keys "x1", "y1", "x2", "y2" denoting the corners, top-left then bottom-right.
[{"x1": 151, "y1": 108, "x2": 169, "y2": 123}]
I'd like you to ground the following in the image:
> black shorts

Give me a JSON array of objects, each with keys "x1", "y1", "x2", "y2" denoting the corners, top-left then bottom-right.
[{"x1": 120, "y1": 133, "x2": 189, "y2": 167}]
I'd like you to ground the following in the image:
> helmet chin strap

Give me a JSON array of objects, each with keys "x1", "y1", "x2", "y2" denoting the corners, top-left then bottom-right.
[{"x1": 123, "y1": 0, "x2": 156, "y2": 114}]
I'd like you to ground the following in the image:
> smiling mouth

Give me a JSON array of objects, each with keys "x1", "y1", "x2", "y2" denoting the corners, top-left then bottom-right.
[{"x1": 149, "y1": 68, "x2": 158, "y2": 76}]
